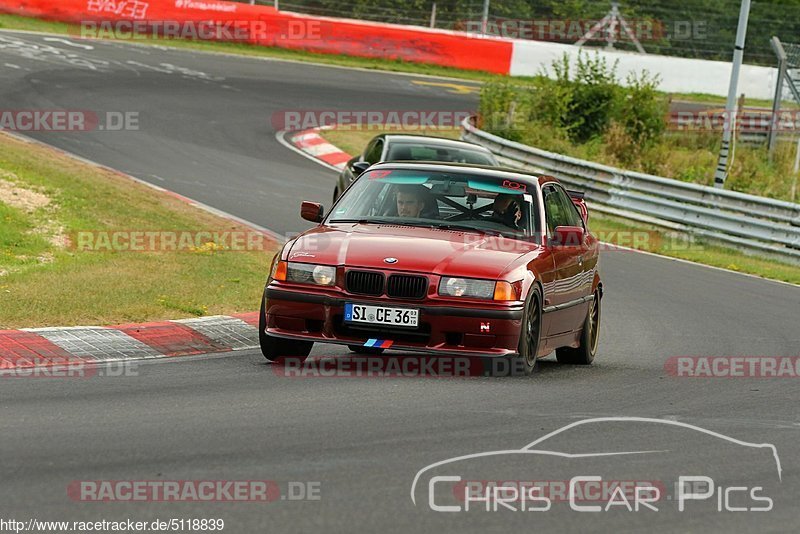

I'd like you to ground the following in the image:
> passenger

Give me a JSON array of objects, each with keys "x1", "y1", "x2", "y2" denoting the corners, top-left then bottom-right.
[{"x1": 490, "y1": 193, "x2": 521, "y2": 229}]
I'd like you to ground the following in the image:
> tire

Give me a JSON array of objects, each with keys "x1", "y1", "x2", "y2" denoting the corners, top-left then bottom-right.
[
  {"x1": 556, "y1": 288, "x2": 601, "y2": 365},
  {"x1": 495, "y1": 286, "x2": 542, "y2": 377},
  {"x1": 259, "y1": 290, "x2": 313, "y2": 363},
  {"x1": 348, "y1": 345, "x2": 384, "y2": 355}
]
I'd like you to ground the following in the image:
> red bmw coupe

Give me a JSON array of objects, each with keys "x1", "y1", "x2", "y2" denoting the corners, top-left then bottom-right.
[{"x1": 260, "y1": 162, "x2": 602, "y2": 376}]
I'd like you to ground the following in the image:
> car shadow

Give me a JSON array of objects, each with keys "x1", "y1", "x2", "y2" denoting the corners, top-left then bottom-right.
[{"x1": 259, "y1": 351, "x2": 596, "y2": 380}]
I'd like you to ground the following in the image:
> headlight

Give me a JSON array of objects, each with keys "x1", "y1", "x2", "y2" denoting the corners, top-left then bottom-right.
[
  {"x1": 285, "y1": 262, "x2": 336, "y2": 286},
  {"x1": 439, "y1": 277, "x2": 495, "y2": 299},
  {"x1": 438, "y1": 278, "x2": 518, "y2": 301}
]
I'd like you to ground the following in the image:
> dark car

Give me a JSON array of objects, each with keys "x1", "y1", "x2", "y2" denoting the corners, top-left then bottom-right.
[
  {"x1": 260, "y1": 162, "x2": 601, "y2": 376},
  {"x1": 332, "y1": 134, "x2": 498, "y2": 202}
]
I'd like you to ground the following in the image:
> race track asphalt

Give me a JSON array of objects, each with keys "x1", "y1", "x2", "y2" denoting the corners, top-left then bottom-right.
[{"x1": 1, "y1": 31, "x2": 799, "y2": 533}]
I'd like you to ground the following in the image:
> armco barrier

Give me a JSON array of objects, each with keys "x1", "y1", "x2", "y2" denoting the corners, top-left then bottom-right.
[
  {"x1": 461, "y1": 117, "x2": 800, "y2": 263},
  {"x1": 0, "y1": 0, "x2": 512, "y2": 74}
]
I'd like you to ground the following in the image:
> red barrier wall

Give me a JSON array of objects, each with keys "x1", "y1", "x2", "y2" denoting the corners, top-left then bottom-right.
[{"x1": 0, "y1": 0, "x2": 512, "y2": 74}]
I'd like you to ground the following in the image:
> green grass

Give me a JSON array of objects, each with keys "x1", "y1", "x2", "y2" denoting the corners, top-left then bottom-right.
[
  {"x1": 0, "y1": 133, "x2": 276, "y2": 329},
  {"x1": 320, "y1": 127, "x2": 800, "y2": 285},
  {"x1": 0, "y1": 202, "x2": 51, "y2": 273},
  {"x1": 0, "y1": 13, "x2": 780, "y2": 108}
]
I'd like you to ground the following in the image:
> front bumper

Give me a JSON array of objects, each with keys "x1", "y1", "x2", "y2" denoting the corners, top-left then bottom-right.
[{"x1": 264, "y1": 286, "x2": 524, "y2": 357}]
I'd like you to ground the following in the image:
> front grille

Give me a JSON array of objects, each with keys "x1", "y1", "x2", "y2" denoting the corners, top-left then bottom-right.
[
  {"x1": 387, "y1": 274, "x2": 428, "y2": 299},
  {"x1": 346, "y1": 270, "x2": 384, "y2": 296}
]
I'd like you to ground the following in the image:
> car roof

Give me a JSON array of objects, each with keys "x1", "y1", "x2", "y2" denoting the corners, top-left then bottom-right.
[
  {"x1": 367, "y1": 160, "x2": 558, "y2": 188},
  {"x1": 381, "y1": 134, "x2": 493, "y2": 154}
]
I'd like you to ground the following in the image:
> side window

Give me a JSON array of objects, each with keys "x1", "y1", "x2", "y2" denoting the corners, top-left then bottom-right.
[
  {"x1": 543, "y1": 186, "x2": 570, "y2": 235},
  {"x1": 553, "y1": 185, "x2": 583, "y2": 228},
  {"x1": 365, "y1": 139, "x2": 384, "y2": 164},
  {"x1": 371, "y1": 183, "x2": 392, "y2": 216}
]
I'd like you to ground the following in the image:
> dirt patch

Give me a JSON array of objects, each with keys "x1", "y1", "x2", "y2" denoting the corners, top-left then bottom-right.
[
  {"x1": 0, "y1": 169, "x2": 68, "y2": 251},
  {"x1": 0, "y1": 171, "x2": 51, "y2": 213}
]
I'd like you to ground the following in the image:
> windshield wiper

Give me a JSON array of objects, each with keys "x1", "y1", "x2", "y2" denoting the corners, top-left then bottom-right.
[
  {"x1": 433, "y1": 223, "x2": 506, "y2": 237},
  {"x1": 330, "y1": 219, "x2": 516, "y2": 237},
  {"x1": 329, "y1": 218, "x2": 392, "y2": 224}
]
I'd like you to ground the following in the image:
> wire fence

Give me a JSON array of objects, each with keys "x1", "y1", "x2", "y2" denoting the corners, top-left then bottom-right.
[
  {"x1": 785, "y1": 42, "x2": 800, "y2": 68},
  {"x1": 235, "y1": 0, "x2": 800, "y2": 66}
]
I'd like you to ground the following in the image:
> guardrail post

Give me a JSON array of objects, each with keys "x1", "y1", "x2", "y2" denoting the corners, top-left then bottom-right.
[
  {"x1": 769, "y1": 36, "x2": 788, "y2": 159},
  {"x1": 714, "y1": 0, "x2": 751, "y2": 190}
]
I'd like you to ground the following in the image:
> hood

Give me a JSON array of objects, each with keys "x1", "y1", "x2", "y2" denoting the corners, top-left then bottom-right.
[{"x1": 287, "y1": 223, "x2": 541, "y2": 279}]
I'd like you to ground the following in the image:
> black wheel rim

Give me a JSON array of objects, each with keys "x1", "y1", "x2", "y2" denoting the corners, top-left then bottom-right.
[{"x1": 524, "y1": 297, "x2": 540, "y2": 367}]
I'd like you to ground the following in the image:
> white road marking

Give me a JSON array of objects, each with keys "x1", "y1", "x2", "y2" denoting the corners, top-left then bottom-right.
[{"x1": 43, "y1": 37, "x2": 94, "y2": 50}]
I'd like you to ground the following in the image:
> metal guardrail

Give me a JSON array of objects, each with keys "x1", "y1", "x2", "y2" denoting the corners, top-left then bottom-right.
[{"x1": 461, "y1": 117, "x2": 800, "y2": 263}]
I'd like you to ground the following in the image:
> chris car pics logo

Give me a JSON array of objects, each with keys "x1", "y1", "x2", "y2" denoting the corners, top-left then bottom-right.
[{"x1": 411, "y1": 417, "x2": 781, "y2": 513}]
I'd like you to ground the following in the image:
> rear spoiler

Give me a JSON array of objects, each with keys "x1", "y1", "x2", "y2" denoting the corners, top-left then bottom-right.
[{"x1": 566, "y1": 189, "x2": 585, "y2": 200}]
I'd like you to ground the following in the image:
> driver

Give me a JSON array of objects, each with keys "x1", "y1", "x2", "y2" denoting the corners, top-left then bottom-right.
[{"x1": 395, "y1": 185, "x2": 428, "y2": 218}]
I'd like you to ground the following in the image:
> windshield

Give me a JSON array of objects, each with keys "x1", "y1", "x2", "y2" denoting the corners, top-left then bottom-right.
[
  {"x1": 386, "y1": 142, "x2": 495, "y2": 165},
  {"x1": 328, "y1": 169, "x2": 540, "y2": 238}
]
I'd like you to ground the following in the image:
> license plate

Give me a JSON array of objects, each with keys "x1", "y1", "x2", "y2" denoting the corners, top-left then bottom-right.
[{"x1": 344, "y1": 303, "x2": 419, "y2": 328}]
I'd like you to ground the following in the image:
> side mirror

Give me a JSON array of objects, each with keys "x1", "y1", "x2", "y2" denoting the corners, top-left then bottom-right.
[
  {"x1": 301, "y1": 201, "x2": 324, "y2": 223},
  {"x1": 351, "y1": 161, "x2": 371, "y2": 176},
  {"x1": 552, "y1": 226, "x2": 585, "y2": 248}
]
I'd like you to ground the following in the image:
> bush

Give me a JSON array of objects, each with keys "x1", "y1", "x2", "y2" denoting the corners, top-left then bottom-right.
[
  {"x1": 519, "y1": 53, "x2": 663, "y2": 145},
  {"x1": 479, "y1": 53, "x2": 668, "y2": 160},
  {"x1": 618, "y1": 71, "x2": 667, "y2": 146},
  {"x1": 565, "y1": 53, "x2": 621, "y2": 143},
  {"x1": 478, "y1": 79, "x2": 526, "y2": 142}
]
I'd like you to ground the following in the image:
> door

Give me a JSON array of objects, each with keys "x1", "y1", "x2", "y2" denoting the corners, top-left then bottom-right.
[{"x1": 542, "y1": 184, "x2": 590, "y2": 335}]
